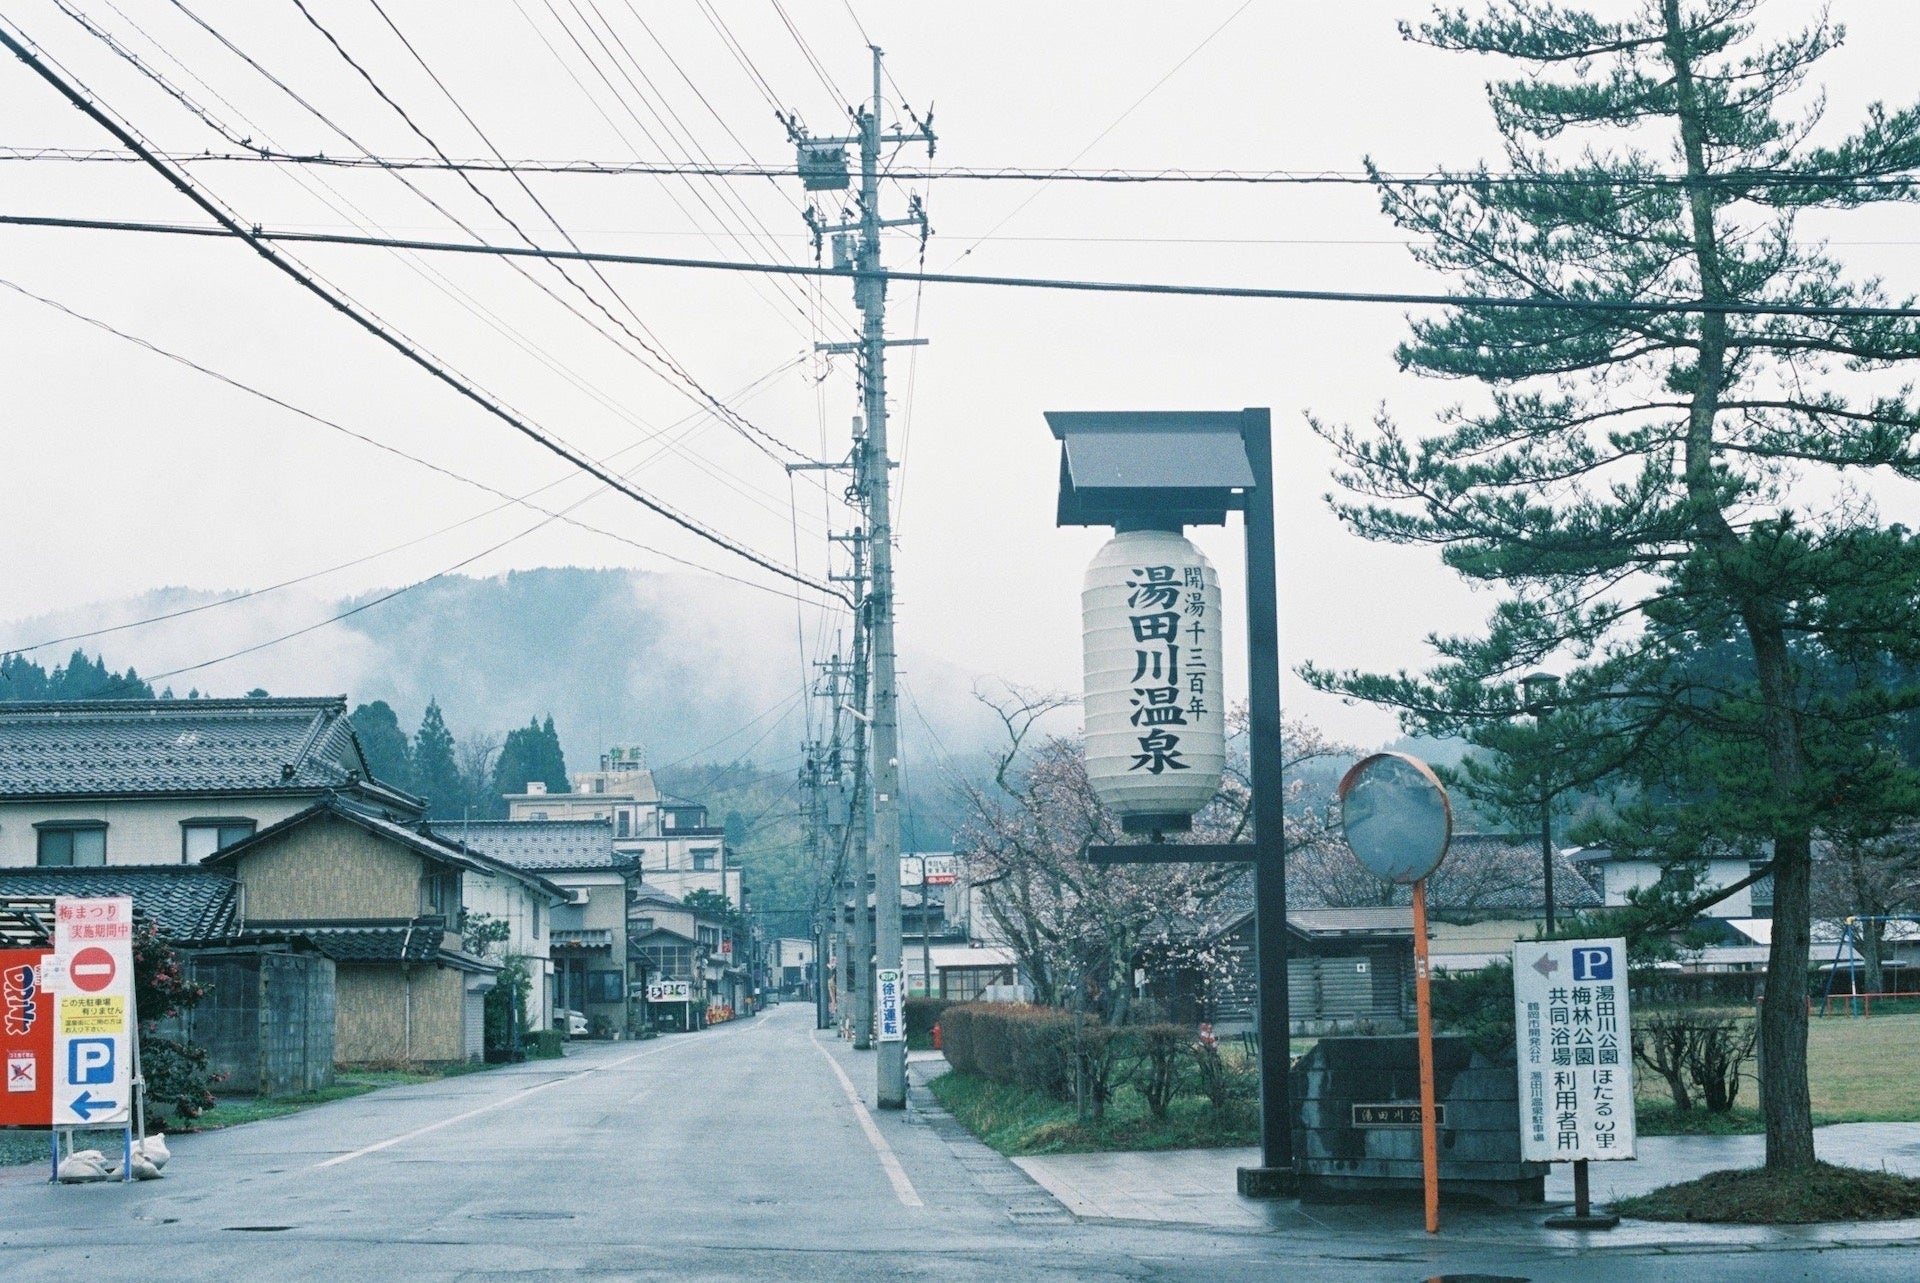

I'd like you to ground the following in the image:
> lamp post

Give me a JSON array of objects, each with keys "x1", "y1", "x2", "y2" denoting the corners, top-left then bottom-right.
[
  {"x1": 1519, "y1": 671, "x2": 1562, "y2": 933},
  {"x1": 1050, "y1": 408, "x2": 1297, "y2": 1197}
]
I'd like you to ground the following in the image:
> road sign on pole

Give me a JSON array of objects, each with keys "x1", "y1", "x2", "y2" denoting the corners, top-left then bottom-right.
[
  {"x1": 875, "y1": 968, "x2": 904, "y2": 1042},
  {"x1": 50, "y1": 897, "x2": 134, "y2": 1129},
  {"x1": 1513, "y1": 937, "x2": 1637, "y2": 1163}
]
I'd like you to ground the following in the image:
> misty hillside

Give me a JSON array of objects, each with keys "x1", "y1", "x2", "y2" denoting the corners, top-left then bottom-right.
[{"x1": 0, "y1": 567, "x2": 1007, "y2": 795}]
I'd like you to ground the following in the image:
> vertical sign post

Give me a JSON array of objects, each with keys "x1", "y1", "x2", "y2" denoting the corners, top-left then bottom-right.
[
  {"x1": 875, "y1": 967, "x2": 904, "y2": 1043},
  {"x1": 48, "y1": 896, "x2": 138, "y2": 1183},
  {"x1": 1338, "y1": 752, "x2": 1454, "y2": 1234},
  {"x1": 1514, "y1": 936, "x2": 1634, "y2": 1228}
]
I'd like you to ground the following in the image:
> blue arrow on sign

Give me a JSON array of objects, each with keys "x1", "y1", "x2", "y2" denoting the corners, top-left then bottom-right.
[{"x1": 69, "y1": 1090, "x2": 118, "y2": 1121}]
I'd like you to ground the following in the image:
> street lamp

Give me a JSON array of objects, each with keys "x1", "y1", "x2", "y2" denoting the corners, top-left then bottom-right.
[{"x1": 1519, "y1": 671, "x2": 1562, "y2": 932}]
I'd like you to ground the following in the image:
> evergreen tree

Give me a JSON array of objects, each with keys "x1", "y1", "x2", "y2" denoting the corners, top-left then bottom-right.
[
  {"x1": 491, "y1": 715, "x2": 570, "y2": 814},
  {"x1": 351, "y1": 700, "x2": 415, "y2": 793},
  {"x1": 412, "y1": 699, "x2": 464, "y2": 822},
  {"x1": 0, "y1": 649, "x2": 154, "y2": 701},
  {"x1": 1307, "y1": 1, "x2": 1920, "y2": 1172}
]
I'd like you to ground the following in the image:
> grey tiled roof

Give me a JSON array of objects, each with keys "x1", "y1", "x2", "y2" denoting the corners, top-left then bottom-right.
[
  {"x1": 453, "y1": 820, "x2": 621, "y2": 871},
  {"x1": 297, "y1": 924, "x2": 446, "y2": 964},
  {"x1": 0, "y1": 865, "x2": 240, "y2": 941},
  {"x1": 0, "y1": 698, "x2": 411, "y2": 803}
]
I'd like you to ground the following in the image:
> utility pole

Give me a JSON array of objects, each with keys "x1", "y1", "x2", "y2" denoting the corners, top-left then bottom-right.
[{"x1": 788, "y1": 46, "x2": 933, "y2": 1109}]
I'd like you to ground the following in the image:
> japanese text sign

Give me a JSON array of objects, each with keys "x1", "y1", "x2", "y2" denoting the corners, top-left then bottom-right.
[{"x1": 1513, "y1": 938, "x2": 1636, "y2": 1162}]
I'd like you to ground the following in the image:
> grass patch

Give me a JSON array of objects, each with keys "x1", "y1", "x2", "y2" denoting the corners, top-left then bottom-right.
[
  {"x1": 1616, "y1": 1162, "x2": 1920, "y2": 1224},
  {"x1": 928, "y1": 1069, "x2": 1256, "y2": 1156},
  {"x1": 1632, "y1": 1010, "x2": 1920, "y2": 1133}
]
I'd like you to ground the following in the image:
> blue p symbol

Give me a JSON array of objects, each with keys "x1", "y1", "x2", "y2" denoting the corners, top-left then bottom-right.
[
  {"x1": 1572, "y1": 948, "x2": 1614, "y2": 981},
  {"x1": 68, "y1": 1038, "x2": 114, "y2": 1085}
]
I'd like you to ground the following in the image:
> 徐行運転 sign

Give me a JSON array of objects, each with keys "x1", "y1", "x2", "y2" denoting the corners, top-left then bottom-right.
[
  {"x1": 1512, "y1": 937, "x2": 1636, "y2": 1162},
  {"x1": 875, "y1": 968, "x2": 904, "y2": 1042}
]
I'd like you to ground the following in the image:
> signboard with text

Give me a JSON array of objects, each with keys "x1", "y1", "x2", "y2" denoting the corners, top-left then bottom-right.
[
  {"x1": 901, "y1": 855, "x2": 960, "y2": 887},
  {"x1": 1, "y1": 949, "x2": 55, "y2": 1128},
  {"x1": 875, "y1": 968, "x2": 904, "y2": 1042},
  {"x1": 51, "y1": 897, "x2": 134, "y2": 1128},
  {"x1": 646, "y1": 980, "x2": 692, "y2": 1004},
  {"x1": 1513, "y1": 937, "x2": 1636, "y2": 1162}
]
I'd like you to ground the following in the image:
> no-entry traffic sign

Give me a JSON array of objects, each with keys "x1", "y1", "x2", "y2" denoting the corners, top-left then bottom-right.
[{"x1": 69, "y1": 946, "x2": 116, "y2": 994}]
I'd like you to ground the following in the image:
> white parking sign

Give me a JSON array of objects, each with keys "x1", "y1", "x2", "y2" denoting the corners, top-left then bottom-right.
[
  {"x1": 1512, "y1": 937, "x2": 1636, "y2": 1162},
  {"x1": 51, "y1": 897, "x2": 134, "y2": 1128}
]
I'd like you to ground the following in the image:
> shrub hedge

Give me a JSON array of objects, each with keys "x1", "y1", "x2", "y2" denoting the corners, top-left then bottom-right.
[{"x1": 938, "y1": 1003, "x2": 1249, "y2": 1117}]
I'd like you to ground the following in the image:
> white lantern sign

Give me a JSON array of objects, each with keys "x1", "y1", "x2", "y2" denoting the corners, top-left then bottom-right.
[{"x1": 1083, "y1": 528, "x2": 1226, "y2": 833}]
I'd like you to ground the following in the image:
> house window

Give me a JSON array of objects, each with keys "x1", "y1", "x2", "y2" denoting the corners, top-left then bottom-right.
[
  {"x1": 532, "y1": 900, "x2": 543, "y2": 939},
  {"x1": 616, "y1": 810, "x2": 631, "y2": 838},
  {"x1": 637, "y1": 943, "x2": 692, "y2": 979},
  {"x1": 585, "y1": 970, "x2": 622, "y2": 1003},
  {"x1": 36, "y1": 823, "x2": 106, "y2": 867},
  {"x1": 692, "y1": 847, "x2": 718, "y2": 871},
  {"x1": 941, "y1": 967, "x2": 1013, "y2": 1001},
  {"x1": 529, "y1": 811, "x2": 549, "y2": 821},
  {"x1": 421, "y1": 869, "x2": 462, "y2": 920},
  {"x1": 697, "y1": 925, "x2": 721, "y2": 950},
  {"x1": 632, "y1": 917, "x2": 655, "y2": 935},
  {"x1": 181, "y1": 819, "x2": 256, "y2": 863},
  {"x1": 593, "y1": 779, "x2": 606, "y2": 794}
]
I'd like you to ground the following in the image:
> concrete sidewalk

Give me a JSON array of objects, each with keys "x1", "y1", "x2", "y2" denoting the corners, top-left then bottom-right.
[{"x1": 1004, "y1": 1122, "x2": 1920, "y2": 1248}]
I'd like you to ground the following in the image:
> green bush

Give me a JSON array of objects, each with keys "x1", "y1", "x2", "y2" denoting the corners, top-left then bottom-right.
[
  {"x1": 1131, "y1": 1026, "x2": 1190, "y2": 1120},
  {"x1": 905, "y1": 996, "x2": 956, "y2": 1039},
  {"x1": 527, "y1": 1030, "x2": 565, "y2": 1060}
]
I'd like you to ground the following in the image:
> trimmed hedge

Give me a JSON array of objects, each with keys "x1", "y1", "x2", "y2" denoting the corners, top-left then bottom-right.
[{"x1": 939, "y1": 1003, "x2": 1243, "y2": 1119}]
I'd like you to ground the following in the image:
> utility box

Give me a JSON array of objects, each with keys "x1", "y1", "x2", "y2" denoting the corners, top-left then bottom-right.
[{"x1": 1292, "y1": 1034, "x2": 1545, "y2": 1205}]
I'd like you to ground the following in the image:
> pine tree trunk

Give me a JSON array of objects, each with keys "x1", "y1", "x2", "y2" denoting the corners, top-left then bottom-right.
[{"x1": 1759, "y1": 829, "x2": 1817, "y2": 1168}]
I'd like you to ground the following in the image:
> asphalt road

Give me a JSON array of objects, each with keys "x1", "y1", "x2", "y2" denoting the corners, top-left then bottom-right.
[{"x1": 1, "y1": 1002, "x2": 1916, "y2": 1282}]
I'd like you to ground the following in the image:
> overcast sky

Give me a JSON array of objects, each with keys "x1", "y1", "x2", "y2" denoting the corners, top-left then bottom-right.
[{"x1": 3, "y1": 0, "x2": 1916, "y2": 751}]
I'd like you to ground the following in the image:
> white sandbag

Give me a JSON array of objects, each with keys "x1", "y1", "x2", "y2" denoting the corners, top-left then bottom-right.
[
  {"x1": 134, "y1": 1134, "x2": 170, "y2": 1169},
  {"x1": 130, "y1": 1152, "x2": 163, "y2": 1181},
  {"x1": 57, "y1": 1150, "x2": 115, "y2": 1183}
]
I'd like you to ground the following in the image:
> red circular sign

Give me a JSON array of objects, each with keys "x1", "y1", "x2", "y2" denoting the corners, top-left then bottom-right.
[{"x1": 70, "y1": 946, "x2": 116, "y2": 994}]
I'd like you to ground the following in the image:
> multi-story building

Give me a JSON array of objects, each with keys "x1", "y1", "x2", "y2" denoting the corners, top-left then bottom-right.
[{"x1": 502, "y1": 747, "x2": 740, "y2": 906}]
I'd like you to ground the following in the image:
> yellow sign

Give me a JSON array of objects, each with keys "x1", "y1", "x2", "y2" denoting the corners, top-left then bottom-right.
[{"x1": 59, "y1": 994, "x2": 126, "y2": 1035}]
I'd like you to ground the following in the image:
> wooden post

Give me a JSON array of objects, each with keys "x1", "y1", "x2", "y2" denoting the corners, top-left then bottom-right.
[{"x1": 1413, "y1": 877, "x2": 1439, "y2": 1234}]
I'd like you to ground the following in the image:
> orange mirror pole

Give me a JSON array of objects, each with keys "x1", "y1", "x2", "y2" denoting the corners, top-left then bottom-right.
[{"x1": 1413, "y1": 875, "x2": 1440, "y2": 1234}]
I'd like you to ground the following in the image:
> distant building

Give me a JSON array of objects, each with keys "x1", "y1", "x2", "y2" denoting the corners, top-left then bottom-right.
[
  {"x1": 502, "y1": 748, "x2": 740, "y2": 906},
  {"x1": 0, "y1": 697, "x2": 419, "y2": 868},
  {"x1": 456, "y1": 819, "x2": 637, "y2": 1036},
  {"x1": 1569, "y1": 843, "x2": 1767, "y2": 919}
]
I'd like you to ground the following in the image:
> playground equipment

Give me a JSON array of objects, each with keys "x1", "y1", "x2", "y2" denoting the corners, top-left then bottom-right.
[{"x1": 1818, "y1": 915, "x2": 1920, "y2": 1016}]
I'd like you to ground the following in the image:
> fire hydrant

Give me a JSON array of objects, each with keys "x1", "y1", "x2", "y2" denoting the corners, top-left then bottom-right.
[{"x1": 931, "y1": 1023, "x2": 942, "y2": 1050}]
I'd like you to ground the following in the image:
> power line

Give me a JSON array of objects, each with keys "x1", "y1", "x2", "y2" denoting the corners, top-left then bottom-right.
[
  {"x1": 951, "y1": 0, "x2": 1255, "y2": 263},
  {"x1": 11, "y1": 146, "x2": 1912, "y2": 192},
  {"x1": 14, "y1": 212, "x2": 1920, "y2": 321},
  {"x1": 70, "y1": 0, "x2": 817, "y2": 529},
  {"x1": 0, "y1": 276, "x2": 828, "y2": 656},
  {"x1": 0, "y1": 20, "x2": 844, "y2": 605}
]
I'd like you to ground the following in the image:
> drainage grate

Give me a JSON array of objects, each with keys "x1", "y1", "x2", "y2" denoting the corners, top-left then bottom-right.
[
  {"x1": 222, "y1": 1226, "x2": 294, "y2": 1233},
  {"x1": 471, "y1": 1211, "x2": 577, "y2": 1222}
]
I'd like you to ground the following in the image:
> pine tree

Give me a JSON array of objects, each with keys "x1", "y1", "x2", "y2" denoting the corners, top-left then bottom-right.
[
  {"x1": 1308, "y1": 1, "x2": 1920, "y2": 1172},
  {"x1": 412, "y1": 700, "x2": 463, "y2": 822},
  {"x1": 351, "y1": 700, "x2": 415, "y2": 793},
  {"x1": 491, "y1": 715, "x2": 570, "y2": 814}
]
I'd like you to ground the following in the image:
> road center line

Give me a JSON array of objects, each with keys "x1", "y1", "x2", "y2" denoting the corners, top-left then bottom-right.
[
  {"x1": 810, "y1": 1030, "x2": 924, "y2": 1209},
  {"x1": 313, "y1": 1032, "x2": 722, "y2": 1169}
]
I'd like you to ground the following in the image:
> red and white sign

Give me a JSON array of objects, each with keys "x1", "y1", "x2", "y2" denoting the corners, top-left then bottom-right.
[
  {"x1": 0, "y1": 952, "x2": 53, "y2": 1126},
  {"x1": 69, "y1": 946, "x2": 118, "y2": 994}
]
